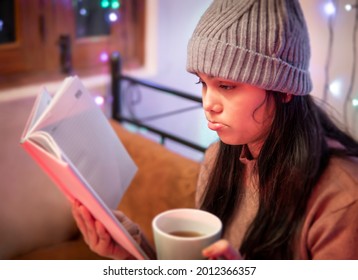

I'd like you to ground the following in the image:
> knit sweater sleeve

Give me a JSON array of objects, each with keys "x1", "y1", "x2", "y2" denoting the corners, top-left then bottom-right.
[
  {"x1": 307, "y1": 200, "x2": 358, "y2": 259},
  {"x1": 299, "y1": 156, "x2": 358, "y2": 260}
]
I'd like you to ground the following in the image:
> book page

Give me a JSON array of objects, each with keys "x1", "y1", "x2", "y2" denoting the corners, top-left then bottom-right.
[
  {"x1": 29, "y1": 88, "x2": 52, "y2": 131},
  {"x1": 21, "y1": 88, "x2": 52, "y2": 140},
  {"x1": 28, "y1": 131, "x2": 62, "y2": 160},
  {"x1": 32, "y1": 76, "x2": 137, "y2": 209},
  {"x1": 28, "y1": 77, "x2": 74, "y2": 135}
]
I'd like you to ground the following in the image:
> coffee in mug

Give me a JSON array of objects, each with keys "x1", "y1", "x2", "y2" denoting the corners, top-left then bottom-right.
[
  {"x1": 168, "y1": 231, "x2": 203, "y2": 238},
  {"x1": 152, "y1": 208, "x2": 222, "y2": 260}
]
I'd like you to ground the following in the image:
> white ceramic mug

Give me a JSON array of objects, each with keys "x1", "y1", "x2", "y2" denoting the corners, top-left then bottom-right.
[{"x1": 152, "y1": 208, "x2": 222, "y2": 260}]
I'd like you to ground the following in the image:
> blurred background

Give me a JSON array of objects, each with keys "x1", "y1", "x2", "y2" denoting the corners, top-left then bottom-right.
[{"x1": 1, "y1": 0, "x2": 357, "y2": 159}]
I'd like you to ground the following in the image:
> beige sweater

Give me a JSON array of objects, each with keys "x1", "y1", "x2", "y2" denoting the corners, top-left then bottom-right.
[{"x1": 196, "y1": 142, "x2": 358, "y2": 259}]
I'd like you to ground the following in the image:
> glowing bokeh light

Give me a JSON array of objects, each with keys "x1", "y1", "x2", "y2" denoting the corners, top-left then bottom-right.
[
  {"x1": 79, "y1": 8, "x2": 87, "y2": 16},
  {"x1": 353, "y1": 98, "x2": 358, "y2": 107},
  {"x1": 324, "y1": 2, "x2": 336, "y2": 16},
  {"x1": 109, "y1": 12, "x2": 118, "y2": 22},
  {"x1": 112, "y1": 1, "x2": 120, "y2": 9},
  {"x1": 101, "y1": 0, "x2": 110, "y2": 9},
  {"x1": 329, "y1": 80, "x2": 342, "y2": 97},
  {"x1": 100, "y1": 52, "x2": 109, "y2": 62},
  {"x1": 94, "y1": 96, "x2": 105, "y2": 106},
  {"x1": 345, "y1": 4, "x2": 353, "y2": 11}
]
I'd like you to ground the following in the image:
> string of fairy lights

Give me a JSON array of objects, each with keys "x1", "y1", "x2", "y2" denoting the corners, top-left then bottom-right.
[
  {"x1": 76, "y1": 0, "x2": 122, "y2": 63},
  {"x1": 74, "y1": 0, "x2": 123, "y2": 107},
  {"x1": 77, "y1": 0, "x2": 122, "y2": 25},
  {"x1": 323, "y1": 0, "x2": 358, "y2": 134}
]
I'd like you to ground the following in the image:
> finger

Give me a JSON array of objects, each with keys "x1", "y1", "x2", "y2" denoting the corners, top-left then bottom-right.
[
  {"x1": 92, "y1": 220, "x2": 112, "y2": 254},
  {"x1": 95, "y1": 219, "x2": 113, "y2": 246},
  {"x1": 202, "y1": 240, "x2": 241, "y2": 260},
  {"x1": 71, "y1": 200, "x2": 89, "y2": 239},
  {"x1": 78, "y1": 204, "x2": 99, "y2": 246},
  {"x1": 70, "y1": 199, "x2": 81, "y2": 220},
  {"x1": 94, "y1": 220, "x2": 132, "y2": 259}
]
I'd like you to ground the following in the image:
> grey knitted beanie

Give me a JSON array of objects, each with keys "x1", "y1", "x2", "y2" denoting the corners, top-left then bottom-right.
[{"x1": 187, "y1": 0, "x2": 312, "y2": 96}]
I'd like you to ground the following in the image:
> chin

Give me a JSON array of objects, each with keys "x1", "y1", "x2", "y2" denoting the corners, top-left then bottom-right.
[{"x1": 218, "y1": 137, "x2": 243, "y2": 146}]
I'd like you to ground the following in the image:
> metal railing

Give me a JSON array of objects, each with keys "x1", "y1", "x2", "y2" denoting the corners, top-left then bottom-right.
[{"x1": 110, "y1": 52, "x2": 206, "y2": 153}]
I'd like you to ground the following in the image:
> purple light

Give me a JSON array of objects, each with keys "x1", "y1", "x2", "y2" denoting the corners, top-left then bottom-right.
[
  {"x1": 100, "y1": 52, "x2": 109, "y2": 62},
  {"x1": 79, "y1": 8, "x2": 87, "y2": 16},
  {"x1": 94, "y1": 95, "x2": 105, "y2": 106}
]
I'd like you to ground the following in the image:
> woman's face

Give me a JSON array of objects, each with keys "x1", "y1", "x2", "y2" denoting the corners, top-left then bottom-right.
[{"x1": 197, "y1": 72, "x2": 275, "y2": 155}]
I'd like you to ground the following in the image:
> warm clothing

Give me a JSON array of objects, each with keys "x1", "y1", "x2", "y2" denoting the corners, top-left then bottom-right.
[
  {"x1": 196, "y1": 142, "x2": 358, "y2": 259},
  {"x1": 186, "y1": 0, "x2": 312, "y2": 96}
]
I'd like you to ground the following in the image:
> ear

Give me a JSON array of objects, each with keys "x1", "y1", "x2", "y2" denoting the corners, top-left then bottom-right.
[{"x1": 283, "y1": 93, "x2": 293, "y2": 103}]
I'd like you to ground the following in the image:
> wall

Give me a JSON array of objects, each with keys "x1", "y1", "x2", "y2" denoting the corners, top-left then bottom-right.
[{"x1": 301, "y1": 0, "x2": 358, "y2": 137}]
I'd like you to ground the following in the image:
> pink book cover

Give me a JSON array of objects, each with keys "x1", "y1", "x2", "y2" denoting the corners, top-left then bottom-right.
[{"x1": 20, "y1": 76, "x2": 148, "y2": 260}]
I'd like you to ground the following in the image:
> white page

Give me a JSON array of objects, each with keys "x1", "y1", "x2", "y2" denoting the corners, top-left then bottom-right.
[
  {"x1": 29, "y1": 77, "x2": 74, "y2": 135},
  {"x1": 28, "y1": 131, "x2": 62, "y2": 160},
  {"x1": 21, "y1": 88, "x2": 52, "y2": 140},
  {"x1": 30, "y1": 76, "x2": 137, "y2": 209},
  {"x1": 28, "y1": 88, "x2": 52, "y2": 132}
]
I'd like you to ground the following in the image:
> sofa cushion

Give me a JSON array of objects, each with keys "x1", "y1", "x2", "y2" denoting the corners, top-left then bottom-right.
[{"x1": 14, "y1": 235, "x2": 107, "y2": 260}]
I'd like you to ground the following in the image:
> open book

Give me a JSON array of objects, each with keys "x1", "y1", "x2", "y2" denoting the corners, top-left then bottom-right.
[{"x1": 20, "y1": 76, "x2": 148, "y2": 260}]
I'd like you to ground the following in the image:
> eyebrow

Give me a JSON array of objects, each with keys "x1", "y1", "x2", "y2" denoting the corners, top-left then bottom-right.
[
  {"x1": 195, "y1": 73, "x2": 216, "y2": 80},
  {"x1": 196, "y1": 73, "x2": 239, "y2": 85}
]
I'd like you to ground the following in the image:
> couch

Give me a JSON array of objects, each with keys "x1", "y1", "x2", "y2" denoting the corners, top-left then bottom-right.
[{"x1": 9, "y1": 120, "x2": 201, "y2": 259}]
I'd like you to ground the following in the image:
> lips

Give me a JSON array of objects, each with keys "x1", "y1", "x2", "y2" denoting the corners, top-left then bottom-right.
[{"x1": 207, "y1": 121, "x2": 226, "y2": 131}]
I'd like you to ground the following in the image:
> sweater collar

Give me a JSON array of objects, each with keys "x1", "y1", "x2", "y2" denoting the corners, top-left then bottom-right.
[{"x1": 239, "y1": 145, "x2": 256, "y2": 165}]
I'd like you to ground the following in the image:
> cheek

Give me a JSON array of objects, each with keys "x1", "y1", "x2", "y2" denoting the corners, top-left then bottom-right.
[
  {"x1": 252, "y1": 106, "x2": 271, "y2": 125},
  {"x1": 229, "y1": 102, "x2": 274, "y2": 138},
  {"x1": 229, "y1": 101, "x2": 267, "y2": 125},
  {"x1": 248, "y1": 94, "x2": 275, "y2": 124}
]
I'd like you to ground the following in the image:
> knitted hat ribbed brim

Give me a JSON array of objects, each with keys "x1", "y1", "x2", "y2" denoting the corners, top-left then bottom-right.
[{"x1": 186, "y1": 0, "x2": 312, "y2": 96}]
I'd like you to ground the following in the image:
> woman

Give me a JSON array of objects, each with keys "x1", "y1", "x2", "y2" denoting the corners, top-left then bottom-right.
[{"x1": 72, "y1": 0, "x2": 358, "y2": 259}]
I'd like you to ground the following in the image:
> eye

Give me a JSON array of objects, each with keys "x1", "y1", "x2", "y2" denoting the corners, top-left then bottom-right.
[
  {"x1": 195, "y1": 78, "x2": 206, "y2": 87},
  {"x1": 219, "y1": 84, "x2": 235, "y2": 90}
]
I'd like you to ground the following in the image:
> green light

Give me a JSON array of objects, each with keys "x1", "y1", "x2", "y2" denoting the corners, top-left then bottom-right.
[
  {"x1": 101, "y1": 0, "x2": 110, "y2": 8},
  {"x1": 111, "y1": 1, "x2": 120, "y2": 9}
]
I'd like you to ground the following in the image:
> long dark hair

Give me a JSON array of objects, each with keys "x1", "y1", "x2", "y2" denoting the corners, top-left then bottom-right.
[{"x1": 199, "y1": 92, "x2": 358, "y2": 259}]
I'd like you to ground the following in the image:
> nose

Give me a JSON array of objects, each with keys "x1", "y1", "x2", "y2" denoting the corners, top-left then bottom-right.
[{"x1": 202, "y1": 87, "x2": 222, "y2": 113}]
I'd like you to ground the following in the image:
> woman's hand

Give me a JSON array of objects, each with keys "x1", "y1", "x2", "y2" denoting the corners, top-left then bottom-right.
[
  {"x1": 71, "y1": 199, "x2": 140, "y2": 259},
  {"x1": 203, "y1": 239, "x2": 242, "y2": 260}
]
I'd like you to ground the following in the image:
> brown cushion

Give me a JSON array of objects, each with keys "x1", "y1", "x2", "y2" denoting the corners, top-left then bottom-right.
[{"x1": 14, "y1": 235, "x2": 107, "y2": 260}]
